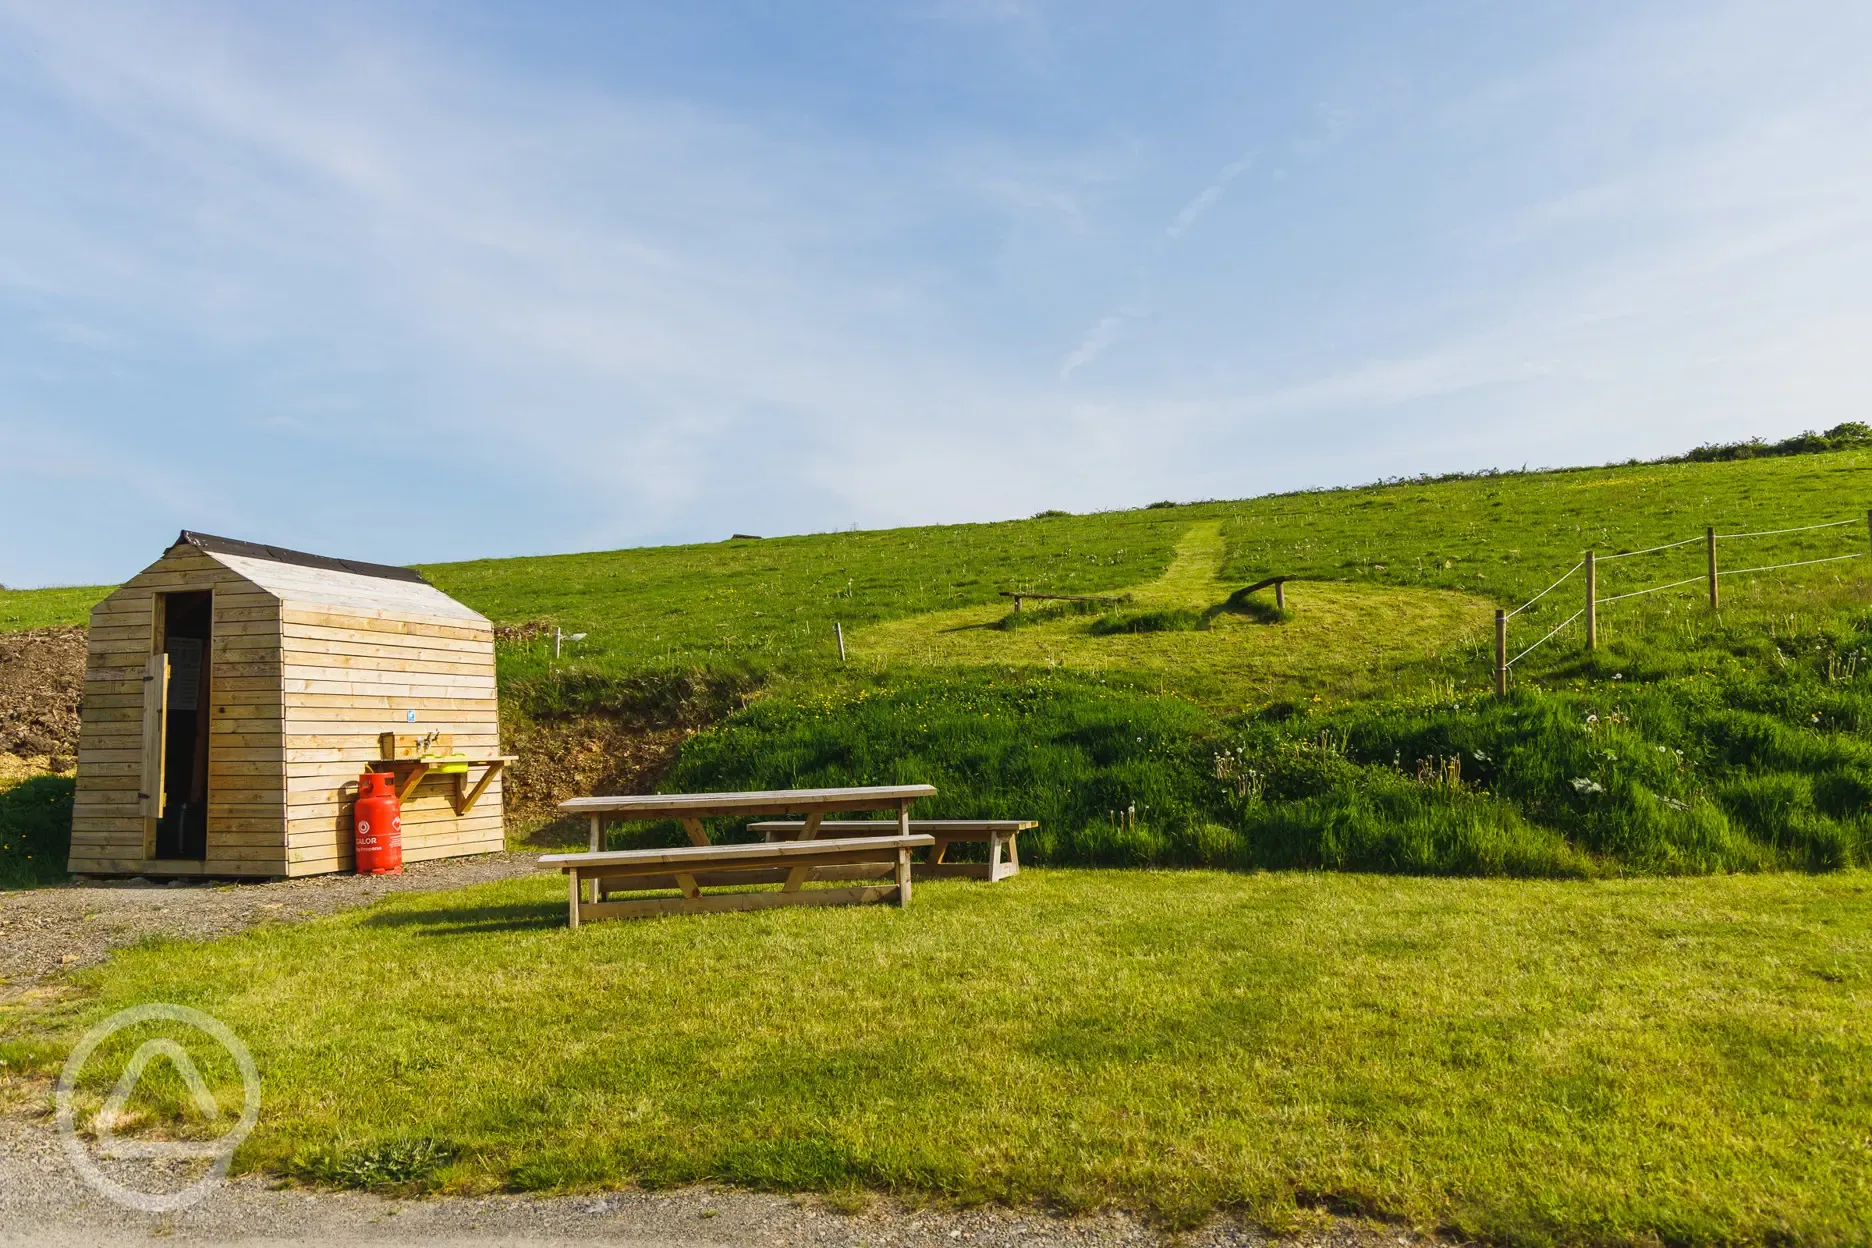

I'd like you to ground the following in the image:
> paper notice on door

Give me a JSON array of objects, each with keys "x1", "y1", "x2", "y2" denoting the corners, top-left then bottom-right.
[{"x1": 166, "y1": 637, "x2": 204, "y2": 711}]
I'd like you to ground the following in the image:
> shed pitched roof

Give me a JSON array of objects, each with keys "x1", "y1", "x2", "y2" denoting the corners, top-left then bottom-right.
[
  {"x1": 175, "y1": 531, "x2": 428, "y2": 584},
  {"x1": 172, "y1": 532, "x2": 489, "y2": 625}
]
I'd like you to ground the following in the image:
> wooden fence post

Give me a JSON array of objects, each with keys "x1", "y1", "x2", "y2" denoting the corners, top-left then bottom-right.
[
  {"x1": 1494, "y1": 609, "x2": 1507, "y2": 696},
  {"x1": 1584, "y1": 551, "x2": 1596, "y2": 650},
  {"x1": 1706, "y1": 526, "x2": 1719, "y2": 610}
]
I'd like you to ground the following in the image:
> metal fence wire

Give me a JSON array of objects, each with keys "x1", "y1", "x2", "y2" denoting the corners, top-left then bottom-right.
[{"x1": 1493, "y1": 510, "x2": 1872, "y2": 689}]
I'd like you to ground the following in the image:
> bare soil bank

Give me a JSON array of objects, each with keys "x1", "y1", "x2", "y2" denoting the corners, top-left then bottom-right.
[{"x1": 0, "y1": 627, "x2": 84, "y2": 767}]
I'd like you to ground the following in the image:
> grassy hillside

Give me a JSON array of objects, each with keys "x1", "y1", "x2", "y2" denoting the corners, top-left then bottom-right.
[
  {"x1": 6, "y1": 446, "x2": 1869, "y2": 681},
  {"x1": 428, "y1": 508, "x2": 1205, "y2": 700},
  {"x1": 852, "y1": 520, "x2": 1488, "y2": 705},
  {"x1": 6, "y1": 440, "x2": 1872, "y2": 877},
  {"x1": 0, "y1": 583, "x2": 110, "y2": 632},
  {"x1": 430, "y1": 445, "x2": 1872, "y2": 703},
  {"x1": 1220, "y1": 448, "x2": 1872, "y2": 601}
]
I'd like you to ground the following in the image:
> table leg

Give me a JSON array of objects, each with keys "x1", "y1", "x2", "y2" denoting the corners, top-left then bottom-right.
[
  {"x1": 895, "y1": 847, "x2": 912, "y2": 907},
  {"x1": 680, "y1": 817, "x2": 709, "y2": 847},
  {"x1": 799, "y1": 811, "x2": 823, "y2": 841},
  {"x1": 898, "y1": 801, "x2": 910, "y2": 839},
  {"x1": 588, "y1": 817, "x2": 603, "y2": 903},
  {"x1": 988, "y1": 832, "x2": 1004, "y2": 881},
  {"x1": 568, "y1": 869, "x2": 581, "y2": 930}
]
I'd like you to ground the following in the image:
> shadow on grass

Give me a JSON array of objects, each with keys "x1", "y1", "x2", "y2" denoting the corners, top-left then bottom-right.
[
  {"x1": 0, "y1": 774, "x2": 73, "y2": 891},
  {"x1": 360, "y1": 900, "x2": 563, "y2": 936},
  {"x1": 1210, "y1": 587, "x2": 1293, "y2": 625},
  {"x1": 518, "y1": 815, "x2": 593, "y2": 849}
]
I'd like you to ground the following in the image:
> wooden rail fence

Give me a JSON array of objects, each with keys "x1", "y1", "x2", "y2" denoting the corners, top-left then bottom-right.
[{"x1": 1493, "y1": 511, "x2": 1872, "y2": 694}]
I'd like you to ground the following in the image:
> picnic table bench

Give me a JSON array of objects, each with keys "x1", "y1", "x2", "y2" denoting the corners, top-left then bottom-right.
[
  {"x1": 548, "y1": 785, "x2": 940, "y2": 926},
  {"x1": 749, "y1": 819, "x2": 1035, "y2": 881},
  {"x1": 538, "y1": 835, "x2": 934, "y2": 927}
]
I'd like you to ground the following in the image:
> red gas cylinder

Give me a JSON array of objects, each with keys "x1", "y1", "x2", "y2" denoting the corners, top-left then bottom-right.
[{"x1": 353, "y1": 772, "x2": 403, "y2": 875}]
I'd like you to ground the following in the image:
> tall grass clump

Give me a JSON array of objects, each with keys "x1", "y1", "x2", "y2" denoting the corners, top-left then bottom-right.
[
  {"x1": 992, "y1": 597, "x2": 1111, "y2": 632},
  {"x1": 652, "y1": 675, "x2": 1587, "y2": 874},
  {"x1": 1087, "y1": 607, "x2": 1209, "y2": 636}
]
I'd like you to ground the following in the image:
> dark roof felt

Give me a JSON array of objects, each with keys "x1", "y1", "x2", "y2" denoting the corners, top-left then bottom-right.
[{"x1": 174, "y1": 531, "x2": 430, "y2": 585}]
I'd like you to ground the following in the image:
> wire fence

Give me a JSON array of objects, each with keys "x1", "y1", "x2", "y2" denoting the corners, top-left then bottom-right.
[
  {"x1": 1504, "y1": 561, "x2": 1582, "y2": 619},
  {"x1": 1493, "y1": 511, "x2": 1872, "y2": 691}
]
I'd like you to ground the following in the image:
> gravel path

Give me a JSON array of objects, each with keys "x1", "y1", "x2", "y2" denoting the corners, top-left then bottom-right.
[
  {"x1": 0, "y1": 852, "x2": 535, "y2": 996},
  {"x1": 0, "y1": 1110, "x2": 1411, "y2": 1248}
]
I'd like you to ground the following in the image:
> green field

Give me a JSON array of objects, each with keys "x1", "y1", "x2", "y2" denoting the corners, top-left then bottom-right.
[
  {"x1": 0, "y1": 583, "x2": 110, "y2": 632},
  {"x1": 8, "y1": 869, "x2": 1867, "y2": 1246},
  {"x1": 13, "y1": 441, "x2": 1869, "y2": 685},
  {"x1": 439, "y1": 444, "x2": 1872, "y2": 695},
  {"x1": 441, "y1": 446, "x2": 1872, "y2": 713},
  {"x1": 852, "y1": 520, "x2": 1487, "y2": 705}
]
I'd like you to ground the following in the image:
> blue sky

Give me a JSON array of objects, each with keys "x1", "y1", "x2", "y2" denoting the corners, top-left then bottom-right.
[{"x1": 3, "y1": 2, "x2": 1871, "y2": 586}]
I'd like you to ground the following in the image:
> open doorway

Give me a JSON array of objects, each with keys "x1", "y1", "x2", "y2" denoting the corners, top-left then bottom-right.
[{"x1": 155, "y1": 591, "x2": 212, "y2": 860}]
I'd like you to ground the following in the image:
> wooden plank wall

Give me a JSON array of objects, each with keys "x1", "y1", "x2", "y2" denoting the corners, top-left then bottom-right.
[
  {"x1": 70, "y1": 547, "x2": 288, "y2": 876},
  {"x1": 276, "y1": 595, "x2": 503, "y2": 876}
]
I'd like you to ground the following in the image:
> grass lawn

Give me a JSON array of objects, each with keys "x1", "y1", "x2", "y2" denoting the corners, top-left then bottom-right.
[
  {"x1": 425, "y1": 508, "x2": 1201, "y2": 694},
  {"x1": 12, "y1": 868, "x2": 1869, "y2": 1246},
  {"x1": 855, "y1": 522, "x2": 1488, "y2": 706}
]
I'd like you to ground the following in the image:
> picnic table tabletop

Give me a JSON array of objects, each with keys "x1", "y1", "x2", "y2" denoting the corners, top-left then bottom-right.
[{"x1": 749, "y1": 818, "x2": 1038, "y2": 832}]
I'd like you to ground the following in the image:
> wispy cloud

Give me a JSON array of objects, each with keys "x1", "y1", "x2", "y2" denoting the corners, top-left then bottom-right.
[
  {"x1": 1057, "y1": 149, "x2": 1253, "y2": 381},
  {"x1": 1058, "y1": 314, "x2": 1124, "y2": 380},
  {"x1": 1166, "y1": 152, "x2": 1253, "y2": 239}
]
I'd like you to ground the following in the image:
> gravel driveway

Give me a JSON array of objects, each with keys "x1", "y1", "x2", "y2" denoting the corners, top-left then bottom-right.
[{"x1": 0, "y1": 851, "x2": 536, "y2": 996}]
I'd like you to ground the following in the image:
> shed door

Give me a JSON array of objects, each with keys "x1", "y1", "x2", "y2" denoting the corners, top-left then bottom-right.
[{"x1": 139, "y1": 653, "x2": 169, "y2": 819}]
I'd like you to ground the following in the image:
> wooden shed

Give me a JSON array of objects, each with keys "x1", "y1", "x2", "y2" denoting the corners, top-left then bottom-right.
[{"x1": 70, "y1": 532, "x2": 508, "y2": 878}]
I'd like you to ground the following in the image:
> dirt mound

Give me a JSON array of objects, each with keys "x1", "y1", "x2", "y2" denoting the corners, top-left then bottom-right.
[
  {"x1": 493, "y1": 618, "x2": 555, "y2": 643},
  {"x1": 501, "y1": 714, "x2": 690, "y2": 842},
  {"x1": 0, "y1": 628, "x2": 86, "y2": 768}
]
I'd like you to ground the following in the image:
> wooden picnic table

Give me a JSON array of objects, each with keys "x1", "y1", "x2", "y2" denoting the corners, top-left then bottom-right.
[{"x1": 557, "y1": 785, "x2": 938, "y2": 903}]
